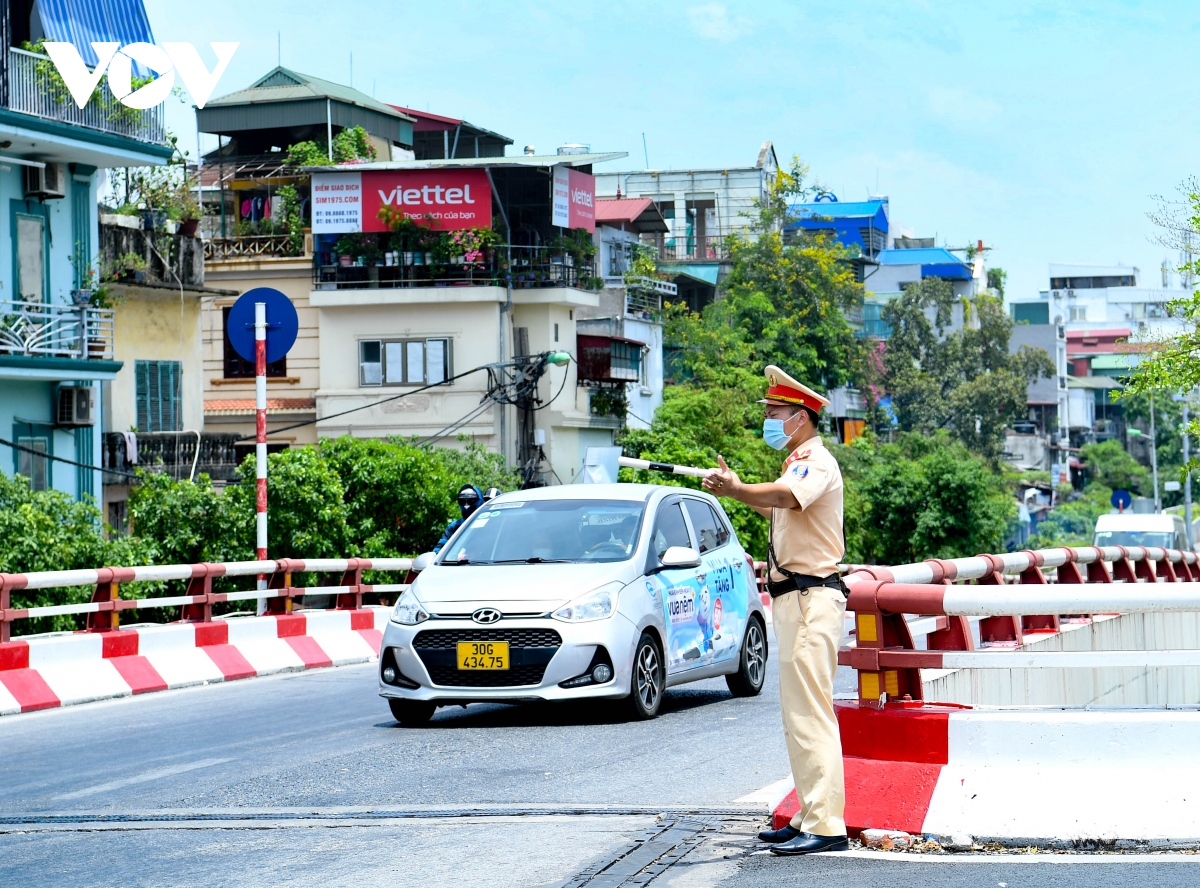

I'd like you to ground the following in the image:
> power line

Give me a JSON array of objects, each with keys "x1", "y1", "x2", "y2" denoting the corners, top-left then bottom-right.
[
  {"x1": 0, "y1": 436, "x2": 137, "y2": 481},
  {"x1": 235, "y1": 364, "x2": 490, "y2": 441}
]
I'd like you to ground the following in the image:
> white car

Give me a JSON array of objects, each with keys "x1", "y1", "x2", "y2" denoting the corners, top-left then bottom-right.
[{"x1": 379, "y1": 484, "x2": 769, "y2": 725}]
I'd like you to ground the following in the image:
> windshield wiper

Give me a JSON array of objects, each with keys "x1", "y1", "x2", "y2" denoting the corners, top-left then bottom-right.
[
  {"x1": 441, "y1": 558, "x2": 474, "y2": 566},
  {"x1": 487, "y1": 557, "x2": 579, "y2": 564}
]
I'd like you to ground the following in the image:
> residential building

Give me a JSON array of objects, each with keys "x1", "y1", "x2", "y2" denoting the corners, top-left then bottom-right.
[
  {"x1": 306, "y1": 150, "x2": 627, "y2": 487},
  {"x1": 195, "y1": 69, "x2": 427, "y2": 449},
  {"x1": 388, "y1": 105, "x2": 512, "y2": 161},
  {"x1": 1010, "y1": 263, "x2": 1185, "y2": 341},
  {"x1": 0, "y1": 1, "x2": 172, "y2": 503},
  {"x1": 97, "y1": 218, "x2": 238, "y2": 529},
  {"x1": 577, "y1": 198, "x2": 672, "y2": 429},
  {"x1": 594, "y1": 141, "x2": 779, "y2": 312}
]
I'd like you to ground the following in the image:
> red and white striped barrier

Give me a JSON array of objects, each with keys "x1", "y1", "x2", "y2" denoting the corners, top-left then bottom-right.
[
  {"x1": 840, "y1": 545, "x2": 1200, "y2": 703},
  {"x1": 0, "y1": 556, "x2": 413, "y2": 715},
  {"x1": 771, "y1": 701, "x2": 1200, "y2": 846},
  {"x1": 0, "y1": 607, "x2": 389, "y2": 715}
]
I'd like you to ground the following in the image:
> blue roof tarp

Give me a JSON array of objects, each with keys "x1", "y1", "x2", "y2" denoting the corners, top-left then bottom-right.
[
  {"x1": 36, "y1": 0, "x2": 155, "y2": 70},
  {"x1": 785, "y1": 200, "x2": 888, "y2": 254},
  {"x1": 876, "y1": 248, "x2": 972, "y2": 281}
]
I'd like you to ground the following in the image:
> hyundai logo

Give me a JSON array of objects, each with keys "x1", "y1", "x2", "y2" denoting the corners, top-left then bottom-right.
[{"x1": 472, "y1": 608, "x2": 502, "y2": 624}]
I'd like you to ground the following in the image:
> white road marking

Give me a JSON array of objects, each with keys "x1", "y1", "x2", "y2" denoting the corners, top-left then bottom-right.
[
  {"x1": 734, "y1": 775, "x2": 794, "y2": 808},
  {"x1": 54, "y1": 757, "x2": 231, "y2": 800},
  {"x1": 825, "y1": 849, "x2": 1200, "y2": 864}
]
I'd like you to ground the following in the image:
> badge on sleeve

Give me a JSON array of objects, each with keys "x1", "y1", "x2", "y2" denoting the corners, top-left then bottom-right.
[{"x1": 791, "y1": 465, "x2": 809, "y2": 479}]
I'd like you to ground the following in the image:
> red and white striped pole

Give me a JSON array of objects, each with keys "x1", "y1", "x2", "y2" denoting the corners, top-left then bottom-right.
[{"x1": 255, "y1": 301, "x2": 268, "y2": 595}]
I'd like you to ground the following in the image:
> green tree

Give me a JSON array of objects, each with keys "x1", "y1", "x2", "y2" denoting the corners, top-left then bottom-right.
[
  {"x1": 841, "y1": 432, "x2": 1015, "y2": 564},
  {"x1": 0, "y1": 472, "x2": 156, "y2": 631},
  {"x1": 663, "y1": 157, "x2": 863, "y2": 394},
  {"x1": 1078, "y1": 440, "x2": 1150, "y2": 493},
  {"x1": 1120, "y1": 390, "x2": 1185, "y2": 504},
  {"x1": 869, "y1": 279, "x2": 1054, "y2": 461}
]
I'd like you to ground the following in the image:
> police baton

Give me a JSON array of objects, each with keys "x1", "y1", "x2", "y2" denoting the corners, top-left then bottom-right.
[{"x1": 618, "y1": 456, "x2": 709, "y2": 479}]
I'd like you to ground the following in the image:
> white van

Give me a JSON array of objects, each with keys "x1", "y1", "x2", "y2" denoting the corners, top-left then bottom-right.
[{"x1": 1093, "y1": 513, "x2": 1189, "y2": 551}]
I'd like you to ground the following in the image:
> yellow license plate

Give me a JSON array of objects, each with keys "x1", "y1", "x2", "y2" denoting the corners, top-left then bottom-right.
[{"x1": 456, "y1": 641, "x2": 510, "y2": 670}]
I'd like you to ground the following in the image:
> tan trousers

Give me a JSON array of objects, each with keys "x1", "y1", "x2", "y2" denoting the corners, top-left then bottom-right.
[{"x1": 772, "y1": 586, "x2": 847, "y2": 836}]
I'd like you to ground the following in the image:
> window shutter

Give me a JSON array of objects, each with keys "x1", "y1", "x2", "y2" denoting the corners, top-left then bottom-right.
[{"x1": 136, "y1": 361, "x2": 150, "y2": 431}]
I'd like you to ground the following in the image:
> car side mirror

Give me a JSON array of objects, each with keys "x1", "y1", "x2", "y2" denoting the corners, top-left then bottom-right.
[
  {"x1": 411, "y1": 552, "x2": 435, "y2": 572},
  {"x1": 652, "y1": 546, "x2": 702, "y2": 573}
]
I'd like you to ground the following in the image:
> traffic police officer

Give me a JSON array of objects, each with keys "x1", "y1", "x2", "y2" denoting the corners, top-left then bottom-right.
[{"x1": 702, "y1": 365, "x2": 849, "y2": 856}]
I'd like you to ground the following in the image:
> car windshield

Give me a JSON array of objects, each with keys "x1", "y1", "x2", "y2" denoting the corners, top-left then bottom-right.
[
  {"x1": 438, "y1": 499, "x2": 646, "y2": 565},
  {"x1": 1094, "y1": 530, "x2": 1175, "y2": 548}
]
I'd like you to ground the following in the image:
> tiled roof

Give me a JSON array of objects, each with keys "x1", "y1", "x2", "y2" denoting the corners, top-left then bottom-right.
[
  {"x1": 205, "y1": 398, "x2": 316, "y2": 414},
  {"x1": 596, "y1": 198, "x2": 654, "y2": 223}
]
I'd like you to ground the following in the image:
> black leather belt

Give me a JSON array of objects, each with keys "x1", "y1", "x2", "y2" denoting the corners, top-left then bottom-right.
[{"x1": 766, "y1": 573, "x2": 848, "y2": 599}]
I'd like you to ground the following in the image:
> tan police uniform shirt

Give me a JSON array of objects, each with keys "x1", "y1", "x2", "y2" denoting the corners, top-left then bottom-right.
[{"x1": 770, "y1": 435, "x2": 844, "y2": 579}]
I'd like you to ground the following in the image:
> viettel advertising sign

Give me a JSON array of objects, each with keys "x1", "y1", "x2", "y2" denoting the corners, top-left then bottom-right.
[
  {"x1": 552, "y1": 166, "x2": 596, "y2": 232},
  {"x1": 312, "y1": 170, "x2": 492, "y2": 233}
]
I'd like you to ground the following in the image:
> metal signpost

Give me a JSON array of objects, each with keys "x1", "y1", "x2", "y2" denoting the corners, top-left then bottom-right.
[{"x1": 227, "y1": 288, "x2": 299, "y2": 594}]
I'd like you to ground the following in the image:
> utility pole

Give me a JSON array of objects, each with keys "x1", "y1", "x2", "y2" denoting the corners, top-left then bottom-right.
[
  {"x1": 1185, "y1": 399, "x2": 1193, "y2": 549},
  {"x1": 1151, "y1": 394, "x2": 1160, "y2": 511}
]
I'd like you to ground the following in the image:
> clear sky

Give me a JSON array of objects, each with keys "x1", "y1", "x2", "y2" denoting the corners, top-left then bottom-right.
[{"x1": 143, "y1": 0, "x2": 1200, "y2": 302}]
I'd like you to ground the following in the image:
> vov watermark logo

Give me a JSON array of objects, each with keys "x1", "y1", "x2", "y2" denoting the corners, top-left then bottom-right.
[{"x1": 42, "y1": 42, "x2": 238, "y2": 110}]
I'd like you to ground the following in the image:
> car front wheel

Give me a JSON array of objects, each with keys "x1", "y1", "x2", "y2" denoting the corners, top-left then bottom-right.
[
  {"x1": 389, "y1": 698, "x2": 436, "y2": 726},
  {"x1": 726, "y1": 616, "x2": 767, "y2": 697},
  {"x1": 626, "y1": 633, "x2": 665, "y2": 720}
]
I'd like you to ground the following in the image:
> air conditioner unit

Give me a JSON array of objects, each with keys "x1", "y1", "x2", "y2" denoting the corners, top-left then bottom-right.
[
  {"x1": 57, "y1": 385, "x2": 96, "y2": 427},
  {"x1": 24, "y1": 163, "x2": 66, "y2": 199}
]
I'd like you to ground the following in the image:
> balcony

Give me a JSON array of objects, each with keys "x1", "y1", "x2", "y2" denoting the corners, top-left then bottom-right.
[
  {"x1": 312, "y1": 245, "x2": 599, "y2": 291},
  {"x1": 5, "y1": 47, "x2": 165, "y2": 144},
  {"x1": 577, "y1": 334, "x2": 644, "y2": 384},
  {"x1": 0, "y1": 299, "x2": 114, "y2": 361},
  {"x1": 624, "y1": 276, "x2": 677, "y2": 320},
  {"x1": 102, "y1": 432, "x2": 241, "y2": 485},
  {"x1": 205, "y1": 234, "x2": 307, "y2": 262},
  {"x1": 644, "y1": 234, "x2": 730, "y2": 262},
  {"x1": 99, "y1": 222, "x2": 205, "y2": 289}
]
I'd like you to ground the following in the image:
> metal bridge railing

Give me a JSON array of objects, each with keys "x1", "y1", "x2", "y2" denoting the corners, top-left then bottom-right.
[
  {"x1": 0, "y1": 557, "x2": 413, "y2": 643},
  {"x1": 838, "y1": 545, "x2": 1200, "y2": 704}
]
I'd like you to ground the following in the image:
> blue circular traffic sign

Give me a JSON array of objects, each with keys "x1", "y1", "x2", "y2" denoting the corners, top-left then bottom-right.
[
  {"x1": 1111, "y1": 488, "x2": 1133, "y2": 510},
  {"x1": 227, "y1": 288, "x2": 298, "y2": 365}
]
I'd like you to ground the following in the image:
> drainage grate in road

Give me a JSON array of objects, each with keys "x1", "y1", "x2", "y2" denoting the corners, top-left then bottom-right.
[{"x1": 561, "y1": 816, "x2": 727, "y2": 887}]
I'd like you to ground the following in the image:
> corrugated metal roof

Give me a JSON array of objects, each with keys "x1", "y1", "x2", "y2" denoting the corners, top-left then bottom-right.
[
  {"x1": 595, "y1": 198, "x2": 668, "y2": 232},
  {"x1": 877, "y1": 247, "x2": 965, "y2": 266},
  {"x1": 300, "y1": 152, "x2": 627, "y2": 172},
  {"x1": 206, "y1": 67, "x2": 414, "y2": 122},
  {"x1": 37, "y1": 0, "x2": 154, "y2": 74},
  {"x1": 791, "y1": 200, "x2": 887, "y2": 219},
  {"x1": 388, "y1": 105, "x2": 513, "y2": 144}
]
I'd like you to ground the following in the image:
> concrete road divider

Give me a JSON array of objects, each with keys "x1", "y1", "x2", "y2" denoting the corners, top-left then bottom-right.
[
  {"x1": 0, "y1": 608, "x2": 388, "y2": 715},
  {"x1": 771, "y1": 701, "x2": 1200, "y2": 847}
]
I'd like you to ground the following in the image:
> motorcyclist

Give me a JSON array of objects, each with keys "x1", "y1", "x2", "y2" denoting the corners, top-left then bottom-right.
[{"x1": 433, "y1": 485, "x2": 484, "y2": 553}]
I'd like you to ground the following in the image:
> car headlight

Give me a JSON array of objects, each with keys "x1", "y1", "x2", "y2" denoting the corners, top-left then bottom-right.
[
  {"x1": 391, "y1": 588, "x2": 430, "y2": 625},
  {"x1": 552, "y1": 582, "x2": 622, "y2": 623}
]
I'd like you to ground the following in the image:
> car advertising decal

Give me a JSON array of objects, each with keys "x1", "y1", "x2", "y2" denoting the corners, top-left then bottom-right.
[{"x1": 662, "y1": 557, "x2": 748, "y2": 671}]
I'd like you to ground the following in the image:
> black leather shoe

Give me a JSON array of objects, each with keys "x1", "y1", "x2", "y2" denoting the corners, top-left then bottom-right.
[
  {"x1": 757, "y1": 824, "x2": 800, "y2": 843},
  {"x1": 769, "y1": 832, "x2": 850, "y2": 855}
]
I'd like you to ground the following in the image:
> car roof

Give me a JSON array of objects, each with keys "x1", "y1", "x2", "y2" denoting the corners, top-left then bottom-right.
[
  {"x1": 485, "y1": 483, "x2": 722, "y2": 507},
  {"x1": 1095, "y1": 513, "x2": 1176, "y2": 532},
  {"x1": 487, "y1": 483, "x2": 659, "y2": 503}
]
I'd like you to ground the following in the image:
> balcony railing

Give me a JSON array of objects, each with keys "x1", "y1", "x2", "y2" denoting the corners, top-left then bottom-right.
[
  {"x1": 102, "y1": 432, "x2": 242, "y2": 485},
  {"x1": 100, "y1": 224, "x2": 205, "y2": 289},
  {"x1": 6, "y1": 47, "x2": 166, "y2": 144},
  {"x1": 645, "y1": 234, "x2": 730, "y2": 262},
  {"x1": 205, "y1": 235, "x2": 305, "y2": 261},
  {"x1": 625, "y1": 277, "x2": 677, "y2": 319},
  {"x1": 313, "y1": 245, "x2": 598, "y2": 291},
  {"x1": 0, "y1": 299, "x2": 114, "y2": 360}
]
